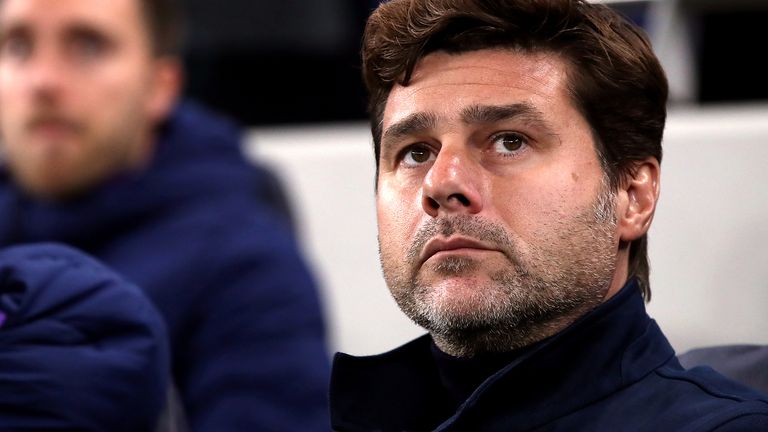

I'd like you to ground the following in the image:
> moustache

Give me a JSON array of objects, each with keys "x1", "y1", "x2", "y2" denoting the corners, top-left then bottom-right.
[
  {"x1": 406, "y1": 215, "x2": 520, "y2": 267},
  {"x1": 25, "y1": 114, "x2": 83, "y2": 134}
]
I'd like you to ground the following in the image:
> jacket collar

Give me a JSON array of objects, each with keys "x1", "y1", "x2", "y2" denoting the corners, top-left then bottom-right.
[{"x1": 331, "y1": 279, "x2": 676, "y2": 431}]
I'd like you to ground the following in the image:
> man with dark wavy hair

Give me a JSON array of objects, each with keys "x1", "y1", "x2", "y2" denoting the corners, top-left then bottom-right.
[{"x1": 330, "y1": 0, "x2": 768, "y2": 430}]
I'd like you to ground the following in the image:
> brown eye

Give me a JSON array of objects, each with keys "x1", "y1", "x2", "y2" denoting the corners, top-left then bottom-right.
[
  {"x1": 71, "y1": 33, "x2": 109, "y2": 62},
  {"x1": 0, "y1": 34, "x2": 33, "y2": 61},
  {"x1": 410, "y1": 148, "x2": 430, "y2": 162},
  {"x1": 492, "y1": 132, "x2": 527, "y2": 154},
  {"x1": 401, "y1": 144, "x2": 434, "y2": 167}
]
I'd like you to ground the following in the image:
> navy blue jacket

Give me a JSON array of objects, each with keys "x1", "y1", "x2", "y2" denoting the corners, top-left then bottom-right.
[
  {"x1": 331, "y1": 281, "x2": 768, "y2": 431},
  {"x1": 0, "y1": 102, "x2": 330, "y2": 431},
  {"x1": 0, "y1": 243, "x2": 169, "y2": 431}
]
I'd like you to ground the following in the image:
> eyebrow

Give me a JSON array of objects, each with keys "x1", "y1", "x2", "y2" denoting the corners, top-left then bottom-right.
[
  {"x1": 461, "y1": 103, "x2": 557, "y2": 136},
  {"x1": 381, "y1": 111, "x2": 439, "y2": 146},
  {"x1": 66, "y1": 23, "x2": 112, "y2": 42},
  {"x1": 0, "y1": 20, "x2": 112, "y2": 46}
]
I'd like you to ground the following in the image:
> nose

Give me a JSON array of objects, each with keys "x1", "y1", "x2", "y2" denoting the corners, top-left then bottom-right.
[
  {"x1": 421, "y1": 146, "x2": 483, "y2": 217},
  {"x1": 26, "y1": 48, "x2": 67, "y2": 102}
]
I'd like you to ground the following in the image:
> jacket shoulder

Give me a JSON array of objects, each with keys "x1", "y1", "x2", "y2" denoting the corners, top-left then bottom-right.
[
  {"x1": 641, "y1": 363, "x2": 768, "y2": 430},
  {"x1": 710, "y1": 413, "x2": 768, "y2": 431}
]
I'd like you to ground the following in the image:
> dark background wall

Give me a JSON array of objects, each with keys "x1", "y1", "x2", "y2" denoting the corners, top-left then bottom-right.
[
  {"x1": 696, "y1": 9, "x2": 768, "y2": 103},
  {"x1": 603, "y1": 1, "x2": 768, "y2": 105},
  {"x1": 180, "y1": 1, "x2": 768, "y2": 127},
  {"x1": 180, "y1": 0, "x2": 373, "y2": 126}
]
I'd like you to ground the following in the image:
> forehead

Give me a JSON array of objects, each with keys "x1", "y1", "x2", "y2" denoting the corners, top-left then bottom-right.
[
  {"x1": 0, "y1": 0, "x2": 145, "y2": 36},
  {"x1": 383, "y1": 48, "x2": 581, "y2": 130}
]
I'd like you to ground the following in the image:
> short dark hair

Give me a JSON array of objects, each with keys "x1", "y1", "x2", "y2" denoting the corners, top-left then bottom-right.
[
  {"x1": 139, "y1": 0, "x2": 182, "y2": 56},
  {"x1": 362, "y1": 0, "x2": 668, "y2": 300}
]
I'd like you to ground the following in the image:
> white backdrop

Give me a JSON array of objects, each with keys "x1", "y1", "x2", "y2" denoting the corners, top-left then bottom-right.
[{"x1": 246, "y1": 103, "x2": 768, "y2": 357}]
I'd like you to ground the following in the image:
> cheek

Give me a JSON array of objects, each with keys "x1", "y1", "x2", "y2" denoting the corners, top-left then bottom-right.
[
  {"x1": 377, "y1": 179, "x2": 420, "y2": 241},
  {"x1": 376, "y1": 192, "x2": 402, "y2": 243},
  {"x1": 0, "y1": 77, "x2": 26, "y2": 115},
  {"x1": 491, "y1": 172, "x2": 595, "y2": 230},
  {"x1": 87, "y1": 61, "x2": 150, "y2": 103},
  {"x1": 87, "y1": 74, "x2": 147, "y2": 123},
  {"x1": 100, "y1": 79, "x2": 140, "y2": 105}
]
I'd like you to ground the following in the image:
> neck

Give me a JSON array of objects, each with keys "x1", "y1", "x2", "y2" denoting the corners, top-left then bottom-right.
[
  {"x1": 431, "y1": 302, "x2": 601, "y2": 357},
  {"x1": 127, "y1": 130, "x2": 157, "y2": 171}
]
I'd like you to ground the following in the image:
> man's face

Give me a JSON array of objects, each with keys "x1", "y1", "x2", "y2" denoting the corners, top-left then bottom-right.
[
  {"x1": 376, "y1": 49, "x2": 626, "y2": 356},
  {"x1": 0, "y1": 0, "x2": 176, "y2": 199}
]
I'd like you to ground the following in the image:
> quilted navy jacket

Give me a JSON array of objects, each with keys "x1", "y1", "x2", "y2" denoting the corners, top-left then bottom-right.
[
  {"x1": 331, "y1": 280, "x2": 768, "y2": 431},
  {"x1": 0, "y1": 102, "x2": 330, "y2": 431},
  {"x1": 0, "y1": 243, "x2": 169, "y2": 431}
]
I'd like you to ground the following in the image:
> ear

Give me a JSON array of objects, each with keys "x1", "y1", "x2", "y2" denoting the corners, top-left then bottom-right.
[
  {"x1": 146, "y1": 57, "x2": 183, "y2": 123},
  {"x1": 616, "y1": 158, "x2": 660, "y2": 242}
]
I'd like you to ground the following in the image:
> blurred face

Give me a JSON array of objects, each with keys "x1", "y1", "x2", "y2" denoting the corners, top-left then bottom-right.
[
  {"x1": 377, "y1": 49, "x2": 627, "y2": 356},
  {"x1": 0, "y1": 0, "x2": 177, "y2": 199}
]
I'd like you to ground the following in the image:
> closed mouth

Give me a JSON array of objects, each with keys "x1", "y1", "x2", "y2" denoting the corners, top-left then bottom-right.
[{"x1": 420, "y1": 236, "x2": 496, "y2": 265}]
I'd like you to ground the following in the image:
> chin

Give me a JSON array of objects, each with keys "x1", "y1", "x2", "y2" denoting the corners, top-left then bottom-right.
[
  {"x1": 18, "y1": 175, "x2": 90, "y2": 201},
  {"x1": 416, "y1": 281, "x2": 508, "y2": 325}
]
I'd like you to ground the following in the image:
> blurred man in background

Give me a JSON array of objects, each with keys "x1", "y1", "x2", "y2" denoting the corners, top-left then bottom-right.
[{"x1": 0, "y1": 0, "x2": 330, "y2": 430}]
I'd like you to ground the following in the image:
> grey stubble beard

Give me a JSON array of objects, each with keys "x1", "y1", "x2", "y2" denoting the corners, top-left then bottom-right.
[{"x1": 379, "y1": 183, "x2": 618, "y2": 357}]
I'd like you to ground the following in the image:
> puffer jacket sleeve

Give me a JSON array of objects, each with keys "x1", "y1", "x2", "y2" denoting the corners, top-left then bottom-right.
[{"x1": 0, "y1": 243, "x2": 170, "y2": 431}]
